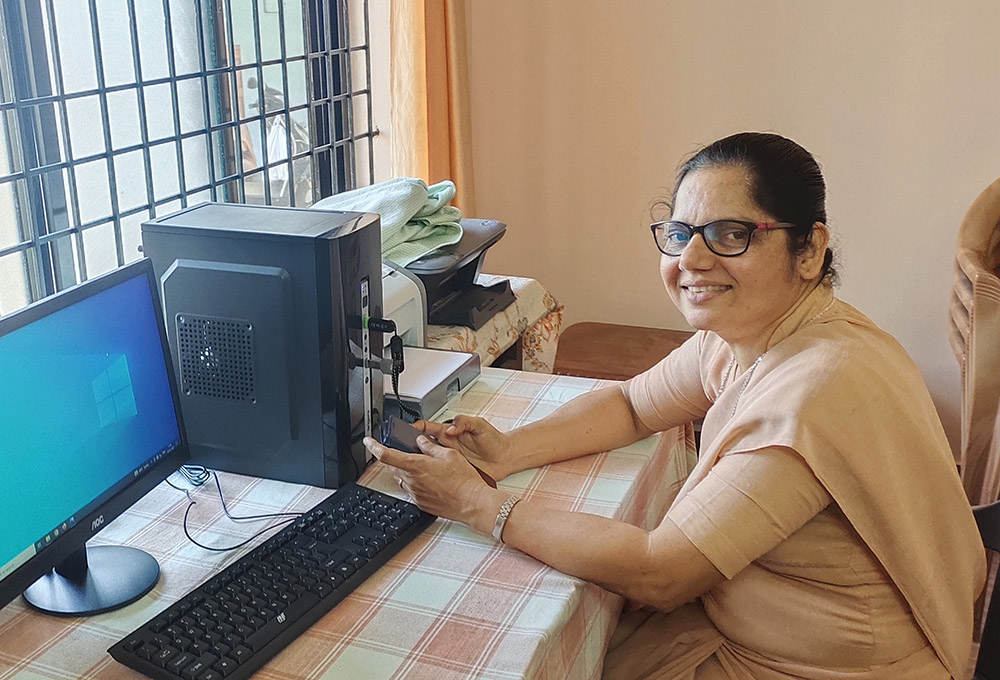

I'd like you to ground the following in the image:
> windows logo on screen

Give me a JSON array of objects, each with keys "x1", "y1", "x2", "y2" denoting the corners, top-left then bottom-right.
[{"x1": 92, "y1": 355, "x2": 137, "y2": 428}]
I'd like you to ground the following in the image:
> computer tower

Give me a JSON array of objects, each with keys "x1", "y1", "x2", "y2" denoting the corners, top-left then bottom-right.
[{"x1": 141, "y1": 202, "x2": 383, "y2": 488}]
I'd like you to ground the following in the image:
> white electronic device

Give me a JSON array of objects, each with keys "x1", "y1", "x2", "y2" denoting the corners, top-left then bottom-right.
[
  {"x1": 384, "y1": 346, "x2": 481, "y2": 421},
  {"x1": 381, "y1": 261, "x2": 426, "y2": 348}
]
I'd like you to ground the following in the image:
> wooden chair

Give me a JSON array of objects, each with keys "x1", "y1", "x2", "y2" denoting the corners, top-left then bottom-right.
[
  {"x1": 974, "y1": 500, "x2": 1000, "y2": 679},
  {"x1": 950, "y1": 176, "x2": 1000, "y2": 505},
  {"x1": 553, "y1": 322, "x2": 693, "y2": 381}
]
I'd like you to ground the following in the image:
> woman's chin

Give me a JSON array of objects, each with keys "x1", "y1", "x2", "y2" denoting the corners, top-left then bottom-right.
[{"x1": 679, "y1": 310, "x2": 721, "y2": 333}]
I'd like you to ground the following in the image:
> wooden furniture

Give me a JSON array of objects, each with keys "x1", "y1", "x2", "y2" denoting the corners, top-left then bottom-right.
[{"x1": 553, "y1": 322, "x2": 693, "y2": 381}]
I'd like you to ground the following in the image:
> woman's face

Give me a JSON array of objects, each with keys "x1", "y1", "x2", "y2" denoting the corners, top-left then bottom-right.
[{"x1": 660, "y1": 165, "x2": 817, "y2": 349}]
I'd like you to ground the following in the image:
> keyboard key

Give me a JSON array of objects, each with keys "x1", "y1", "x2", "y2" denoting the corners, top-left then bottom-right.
[
  {"x1": 180, "y1": 653, "x2": 217, "y2": 680},
  {"x1": 167, "y1": 652, "x2": 195, "y2": 673},
  {"x1": 154, "y1": 646, "x2": 179, "y2": 667},
  {"x1": 214, "y1": 657, "x2": 238, "y2": 676}
]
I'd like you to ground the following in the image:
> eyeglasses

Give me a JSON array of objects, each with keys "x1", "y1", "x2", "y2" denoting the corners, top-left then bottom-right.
[{"x1": 650, "y1": 219, "x2": 799, "y2": 257}]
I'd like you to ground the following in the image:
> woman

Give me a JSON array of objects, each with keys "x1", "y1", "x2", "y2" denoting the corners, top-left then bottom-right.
[{"x1": 363, "y1": 133, "x2": 985, "y2": 679}]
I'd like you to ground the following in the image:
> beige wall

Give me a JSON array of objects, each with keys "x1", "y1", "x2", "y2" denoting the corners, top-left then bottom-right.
[{"x1": 464, "y1": 1, "x2": 1000, "y2": 449}]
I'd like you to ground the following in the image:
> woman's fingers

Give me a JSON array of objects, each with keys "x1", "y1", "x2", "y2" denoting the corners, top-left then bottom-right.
[
  {"x1": 415, "y1": 434, "x2": 453, "y2": 458},
  {"x1": 446, "y1": 414, "x2": 477, "y2": 437},
  {"x1": 363, "y1": 437, "x2": 420, "y2": 472},
  {"x1": 414, "y1": 419, "x2": 450, "y2": 440}
]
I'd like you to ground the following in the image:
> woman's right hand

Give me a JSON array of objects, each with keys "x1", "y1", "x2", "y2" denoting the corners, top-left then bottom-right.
[{"x1": 415, "y1": 415, "x2": 515, "y2": 481}]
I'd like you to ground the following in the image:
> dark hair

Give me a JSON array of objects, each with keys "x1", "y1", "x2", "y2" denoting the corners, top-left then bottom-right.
[{"x1": 669, "y1": 132, "x2": 837, "y2": 285}]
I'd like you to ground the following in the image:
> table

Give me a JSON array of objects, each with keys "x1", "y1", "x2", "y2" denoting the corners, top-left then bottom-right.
[
  {"x1": 427, "y1": 275, "x2": 564, "y2": 373},
  {"x1": 0, "y1": 369, "x2": 695, "y2": 680}
]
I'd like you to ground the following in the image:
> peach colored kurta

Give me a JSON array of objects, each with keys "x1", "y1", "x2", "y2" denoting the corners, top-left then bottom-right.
[{"x1": 610, "y1": 285, "x2": 985, "y2": 680}]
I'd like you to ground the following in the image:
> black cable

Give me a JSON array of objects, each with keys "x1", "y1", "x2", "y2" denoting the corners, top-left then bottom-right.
[
  {"x1": 366, "y1": 316, "x2": 421, "y2": 423},
  {"x1": 164, "y1": 477, "x2": 187, "y2": 491},
  {"x1": 389, "y1": 333, "x2": 421, "y2": 422},
  {"x1": 208, "y1": 470, "x2": 302, "y2": 523},
  {"x1": 181, "y1": 504, "x2": 297, "y2": 552},
  {"x1": 167, "y1": 467, "x2": 304, "y2": 552},
  {"x1": 179, "y1": 464, "x2": 211, "y2": 486}
]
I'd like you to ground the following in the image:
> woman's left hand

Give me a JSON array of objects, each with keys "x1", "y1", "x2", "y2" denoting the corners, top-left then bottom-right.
[{"x1": 363, "y1": 434, "x2": 505, "y2": 533}]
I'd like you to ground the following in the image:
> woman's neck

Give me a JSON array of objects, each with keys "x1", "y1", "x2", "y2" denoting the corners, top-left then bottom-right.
[{"x1": 726, "y1": 281, "x2": 824, "y2": 371}]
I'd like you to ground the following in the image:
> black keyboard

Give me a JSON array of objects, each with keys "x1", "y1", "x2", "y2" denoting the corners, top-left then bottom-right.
[{"x1": 109, "y1": 482, "x2": 435, "y2": 680}]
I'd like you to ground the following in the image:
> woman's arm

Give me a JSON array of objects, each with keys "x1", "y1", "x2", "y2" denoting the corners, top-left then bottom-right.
[
  {"x1": 505, "y1": 383, "x2": 656, "y2": 473},
  {"x1": 364, "y1": 435, "x2": 724, "y2": 612},
  {"x1": 472, "y1": 490, "x2": 725, "y2": 611},
  {"x1": 419, "y1": 383, "x2": 656, "y2": 479}
]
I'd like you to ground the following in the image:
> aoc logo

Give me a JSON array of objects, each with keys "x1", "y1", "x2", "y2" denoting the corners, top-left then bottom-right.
[{"x1": 91, "y1": 515, "x2": 105, "y2": 532}]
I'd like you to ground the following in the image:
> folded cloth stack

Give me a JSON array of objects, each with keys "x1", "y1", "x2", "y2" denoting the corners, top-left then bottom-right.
[{"x1": 311, "y1": 177, "x2": 463, "y2": 266}]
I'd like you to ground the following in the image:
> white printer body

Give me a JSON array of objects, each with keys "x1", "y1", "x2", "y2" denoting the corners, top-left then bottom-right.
[{"x1": 381, "y1": 261, "x2": 426, "y2": 350}]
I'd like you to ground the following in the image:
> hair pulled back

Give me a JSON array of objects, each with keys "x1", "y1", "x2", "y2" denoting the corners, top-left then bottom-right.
[{"x1": 671, "y1": 132, "x2": 837, "y2": 284}]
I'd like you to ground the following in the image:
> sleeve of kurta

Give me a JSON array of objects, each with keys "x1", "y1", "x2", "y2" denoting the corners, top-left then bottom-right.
[
  {"x1": 625, "y1": 333, "x2": 714, "y2": 432},
  {"x1": 666, "y1": 448, "x2": 833, "y2": 579}
]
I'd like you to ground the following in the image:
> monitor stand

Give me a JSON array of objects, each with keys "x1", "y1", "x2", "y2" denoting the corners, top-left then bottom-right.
[{"x1": 22, "y1": 544, "x2": 159, "y2": 616}]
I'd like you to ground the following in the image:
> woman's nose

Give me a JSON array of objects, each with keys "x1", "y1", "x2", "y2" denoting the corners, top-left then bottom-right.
[{"x1": 678, "y1": 233, "x2": 715, "y2": 270}]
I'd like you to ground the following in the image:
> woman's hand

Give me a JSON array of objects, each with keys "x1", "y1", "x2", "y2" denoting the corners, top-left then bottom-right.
[
  {"x1": 363, "y1": 434, "x2": 506, "y2": 533},
  {"x1": 413, "y1": 415, "x2": 516, "y2": 480}
]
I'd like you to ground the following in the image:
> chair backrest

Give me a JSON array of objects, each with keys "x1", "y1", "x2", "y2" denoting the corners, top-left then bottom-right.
[
  {"x1": 975, "y1": 501, "x2": 1000, "y2": 679},
  {"x1": 950, "y1": 176, "x2": 1000, "y2": 505}
]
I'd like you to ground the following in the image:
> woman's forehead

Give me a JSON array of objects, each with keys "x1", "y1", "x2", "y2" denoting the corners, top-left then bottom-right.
[{"x1": 673, "y1": 166, "x2": 762, "y2": 218}]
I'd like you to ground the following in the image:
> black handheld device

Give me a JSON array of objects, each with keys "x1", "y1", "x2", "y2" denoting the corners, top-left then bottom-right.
[
  {"x1": 382, "y1": 415, "x2": 498, "y2": 488},
  {"x1": 383, "y1": 415, "x2": 423, "y2": 454}
]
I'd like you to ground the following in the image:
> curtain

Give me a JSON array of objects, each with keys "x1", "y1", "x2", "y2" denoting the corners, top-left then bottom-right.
[{"x1": 389, "y1": 0, "x2": 476, "y2": 215}]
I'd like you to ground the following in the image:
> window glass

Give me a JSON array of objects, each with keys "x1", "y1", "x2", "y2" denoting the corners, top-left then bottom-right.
[
  {"x1": 53, "y1": 0, "x2": 99, "y2": 95},
  {"x1": 94, "y1": 0, "x2": 137, "y2": 88},
  {"x1": 0, "y1": 0, "x2": 373, "y2": 313},
  {"x1": 143, "y1": 84, "x2": 177, "y2": 142},
  {"x1": 107, "y1": 88, "x2": 142, "y2": 151},
  {"x1": 0, "y1": 250, "x2": 32, "y2": 316},
  {"x1": 65, "y1": 96, "x2": 107, "y2": 159},
  {"x1": 80, "y1": 222, "x2": 117, "y2": 277},
  {"x1": 113, "y1": 150, "x2": 150, "y2": 212}
]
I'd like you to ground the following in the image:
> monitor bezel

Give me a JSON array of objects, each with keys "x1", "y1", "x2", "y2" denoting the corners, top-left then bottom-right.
[{"x1": 0, "y1": 258, "x2": 190, "y2": 611}]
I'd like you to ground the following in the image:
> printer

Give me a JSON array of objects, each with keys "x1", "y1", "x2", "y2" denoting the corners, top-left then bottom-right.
[
  {"x1": 406, "y1": 218, "x2": 514, "y2": 330},
  {"x1": 380, "y1": 217, "x2": 512, "y2": 420},
  {"x1": 380, "y1": 217, "x2": 512, "y2": 345}
]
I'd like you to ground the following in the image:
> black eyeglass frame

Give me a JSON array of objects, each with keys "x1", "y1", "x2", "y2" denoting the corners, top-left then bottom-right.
[{"x1": 650, "y1": 219, "x2": 800, "y2": 257}]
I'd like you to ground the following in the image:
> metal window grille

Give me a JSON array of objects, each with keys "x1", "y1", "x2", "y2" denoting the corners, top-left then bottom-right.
[{"x1": 0, "y1": 0, "x2": 376, "y2": 316}]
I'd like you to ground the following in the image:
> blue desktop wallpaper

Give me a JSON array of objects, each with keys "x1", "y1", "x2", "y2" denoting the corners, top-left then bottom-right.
[{"x1": 0, "y1": 274, "x2": 180, "y2": 573}]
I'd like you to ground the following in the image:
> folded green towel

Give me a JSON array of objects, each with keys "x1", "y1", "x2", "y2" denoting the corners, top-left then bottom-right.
[{"x1": 311, "y1": 178, "x2": 463, "y2": 266}]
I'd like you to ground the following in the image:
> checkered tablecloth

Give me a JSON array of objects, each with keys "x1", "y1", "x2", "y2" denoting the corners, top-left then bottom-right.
[{"x1": 0, "y1": 369, "x2": 695, "y2": 680}]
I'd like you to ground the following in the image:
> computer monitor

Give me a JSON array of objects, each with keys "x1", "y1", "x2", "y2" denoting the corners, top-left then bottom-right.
[{"x1": 0, "y1": 259, "x2": 189, "y2": 616}]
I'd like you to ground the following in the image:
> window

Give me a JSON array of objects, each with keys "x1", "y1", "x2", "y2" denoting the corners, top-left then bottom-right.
[{"x1": 0, "y1": 0, "x2": 376, "y2": 316}]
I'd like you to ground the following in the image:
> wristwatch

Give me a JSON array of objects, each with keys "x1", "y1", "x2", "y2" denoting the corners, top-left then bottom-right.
[{"x1": 492, "y1": 496, "x2": 520, "y2": 543}]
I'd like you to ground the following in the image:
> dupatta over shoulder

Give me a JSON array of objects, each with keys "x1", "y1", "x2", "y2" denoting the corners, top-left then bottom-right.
[{"x1": 680, "y1": 285, "x2": 986, "y2": 678}]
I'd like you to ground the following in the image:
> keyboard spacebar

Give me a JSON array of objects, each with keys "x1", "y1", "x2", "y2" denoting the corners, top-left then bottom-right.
[{"x1": 245, "y1": 593, "x2": 320, "y2": 652}]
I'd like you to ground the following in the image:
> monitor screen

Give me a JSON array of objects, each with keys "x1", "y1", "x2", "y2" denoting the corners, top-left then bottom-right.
[{"x1": 0, "y1": 259, "x2": 189, "y2": 616}]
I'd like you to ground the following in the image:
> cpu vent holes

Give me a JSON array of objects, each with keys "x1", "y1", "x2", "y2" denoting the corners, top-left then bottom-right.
[{"x1": 176, "y1": 314, "x2": 256, "y2": 403}]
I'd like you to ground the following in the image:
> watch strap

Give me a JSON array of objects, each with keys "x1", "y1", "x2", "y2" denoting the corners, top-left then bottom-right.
[{"x1": 491, "y1": 496, "x2": 520, "y2": 543}]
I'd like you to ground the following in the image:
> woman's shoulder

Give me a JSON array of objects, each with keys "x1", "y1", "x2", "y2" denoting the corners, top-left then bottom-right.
[{"x1": 777, "y1": 299, "x2": 915, "y2": 374}]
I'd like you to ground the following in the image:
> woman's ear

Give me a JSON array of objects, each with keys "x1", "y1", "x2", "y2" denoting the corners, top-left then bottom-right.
[{"x1": 797, "y1": 222, "x2": 830, "y2": 281}]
